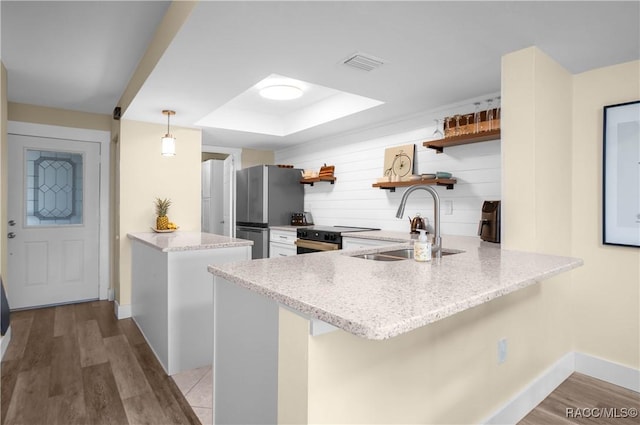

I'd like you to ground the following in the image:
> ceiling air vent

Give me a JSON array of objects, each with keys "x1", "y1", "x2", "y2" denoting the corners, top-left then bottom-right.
[{"x1": 343, "y1": 53, "x2": 384, "y2": 72}]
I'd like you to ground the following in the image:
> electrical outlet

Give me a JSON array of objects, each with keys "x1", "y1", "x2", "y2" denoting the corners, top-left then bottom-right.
[
  {"x1": 444, "y1": 200, "x2": 453, "y2": 215},
  {"x1": 498, "y1": 338, "x2": 507, "y2": 364}
]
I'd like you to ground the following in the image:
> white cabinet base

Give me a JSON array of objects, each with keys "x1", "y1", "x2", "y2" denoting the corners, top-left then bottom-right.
[
  {"x1": 131, "y1": 242, "x2": 250, "y2": 375},
  {"x1": 269, "y1": 228, "x2": 297, "y2": 258},
  {"x1": 213, "y1": 276, "x2": 279, "y2": 424}
]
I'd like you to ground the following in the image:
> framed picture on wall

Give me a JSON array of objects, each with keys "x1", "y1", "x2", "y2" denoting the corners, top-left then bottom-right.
[
  {"x1": 383, "y1": 144, "x2": 415, "y2": 181},
  {"x1": 603, "y1": 100, "x2": 640, "y2": 247}
]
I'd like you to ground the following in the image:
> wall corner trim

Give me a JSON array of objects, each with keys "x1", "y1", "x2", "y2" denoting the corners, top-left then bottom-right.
[
  {"x1": 482, "y1": 352, "x2": 640, "y2": 424},
  {"x1": 115, "y1": 300, "x2": 132, "y2": 319}
]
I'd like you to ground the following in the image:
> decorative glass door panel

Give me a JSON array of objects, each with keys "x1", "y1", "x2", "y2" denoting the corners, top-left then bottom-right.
[{"x1": 26, "y1": 149, "x2": 83, "y2": 226}]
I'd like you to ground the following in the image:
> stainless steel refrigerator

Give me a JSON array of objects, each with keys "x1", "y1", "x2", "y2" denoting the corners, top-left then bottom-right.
[{"x1": 236, "y1": 165, "x2": 303, "y2": 259}]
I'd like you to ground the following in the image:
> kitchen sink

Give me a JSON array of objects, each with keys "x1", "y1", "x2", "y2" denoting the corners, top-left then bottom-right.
[
  {"x1": 351, "y1": 248, "x2": 463, "y2": 261},
  {"x1": 353, "y1": 253, "x2": 405, "y2": 261}
]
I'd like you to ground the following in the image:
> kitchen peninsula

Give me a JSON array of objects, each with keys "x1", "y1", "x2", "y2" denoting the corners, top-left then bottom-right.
[
  {"x1": 128, "y1": 232, "x2": 252, "y2": 375},
  {"x1": 208, "y1": 234, "x2": 583, "y2": 424}
]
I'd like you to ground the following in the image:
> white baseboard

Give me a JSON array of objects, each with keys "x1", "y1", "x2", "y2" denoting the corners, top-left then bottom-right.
[
  {"x1": 483, "y1": 352, "x2": 575, "y2": 424},
  {"x1": 114, "y1": 300, "x2": 132, "y2": 319},
  {"x1": 575, "y1": 352, "x2": 640, "y2": 393},
  {"x1": 1, "y1": 325, "x2": 12, "y2": 360},
  {"x1": 482, "y1": 351, "x2": 639, "y2": 425},
  {"x1": 108, "y1": 288, "x2": 115, "y2": 302}
]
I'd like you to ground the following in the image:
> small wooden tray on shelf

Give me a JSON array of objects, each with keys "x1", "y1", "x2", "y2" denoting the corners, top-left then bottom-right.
[
  {"x1": 301, "y1": 164, "x2": 336, "y2": 186},
  {"x1": 300, "y1": 176, "x2": 337, "y2": 186},
  {"x1": 372, "y1": 178, "x2": 456, "y2": 192},
  {"x1": 423, "y1": 129, "x2": 501, "y2": 153}
]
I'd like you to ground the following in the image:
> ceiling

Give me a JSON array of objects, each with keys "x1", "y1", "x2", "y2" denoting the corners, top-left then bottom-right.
[
  {"x1": 1, "y1": 1, "x2": 170, "y2": 114},
  {"x1": 2, "y1": 1, "x2": 639, "y2": 150}
]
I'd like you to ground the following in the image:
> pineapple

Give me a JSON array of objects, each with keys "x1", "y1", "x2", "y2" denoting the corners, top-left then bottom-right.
[{"x1": 155, "y1": 198, "x2": 172, "y2": 230}]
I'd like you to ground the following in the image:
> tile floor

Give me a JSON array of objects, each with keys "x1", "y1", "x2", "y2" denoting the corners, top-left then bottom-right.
[{"x1": 172, "y1": 365, "x2": 213, "y2": 425}]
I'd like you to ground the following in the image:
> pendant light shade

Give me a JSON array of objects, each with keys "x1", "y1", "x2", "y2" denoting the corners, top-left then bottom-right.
[
  {"x1": 161, "y1": 110, "x2": 176, "y2": 156},
  {"x1": 161, "y1": 135, "x2": 176, "y2": 156}
]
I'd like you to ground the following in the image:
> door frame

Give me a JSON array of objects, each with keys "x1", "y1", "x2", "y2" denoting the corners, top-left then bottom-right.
[
  {"x1": 202, "y1": 145, "x2": 241, "y2": 237},
  {"x1": 7, "y1": 121, "x2": 110, "y2": 301}
]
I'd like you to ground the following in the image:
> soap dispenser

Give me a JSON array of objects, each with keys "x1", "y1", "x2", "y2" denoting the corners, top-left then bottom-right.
[{"x1": 414, "y1": 229, "x2": 432, "y2": 262}]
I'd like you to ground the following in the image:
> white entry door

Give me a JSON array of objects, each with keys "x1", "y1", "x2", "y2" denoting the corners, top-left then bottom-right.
[{"x1": 7, "y1": 134, "x2": 100, "y2": 309}]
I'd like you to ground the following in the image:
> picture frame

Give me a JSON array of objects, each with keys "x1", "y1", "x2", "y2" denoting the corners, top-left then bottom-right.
[
  {"x1": 383, "y1": 144, "x2": 415, "y2": 181},
  {"x1": 603, "y1": 100, "x2": 640, "y2": 247}
]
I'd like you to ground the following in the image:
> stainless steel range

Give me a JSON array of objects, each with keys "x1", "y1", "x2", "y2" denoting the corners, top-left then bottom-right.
[{"x1": 294, "y1": 226, "x2": 379, "y2": 254}]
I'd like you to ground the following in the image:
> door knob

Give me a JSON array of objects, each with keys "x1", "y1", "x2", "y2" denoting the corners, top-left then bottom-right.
[
  {"x1": 7, "y1": 232, "x2": 16, "y2": 239},
  {"x1": 8, "y1": 220, "x2": 15, "y2": 226}
]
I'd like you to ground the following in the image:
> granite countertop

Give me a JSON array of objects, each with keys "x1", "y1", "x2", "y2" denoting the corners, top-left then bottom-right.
[
  {"x1": 208, "y1": 234, "x2": 583, "y2": 340},
  {"x1": 128, "y1": 231, "x2": 253, "y2": 252}
]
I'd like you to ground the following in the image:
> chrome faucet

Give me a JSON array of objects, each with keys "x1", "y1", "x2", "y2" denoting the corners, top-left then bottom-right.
[{"x1": 395, "y1": 185, "x2": 442, "y2": 258}]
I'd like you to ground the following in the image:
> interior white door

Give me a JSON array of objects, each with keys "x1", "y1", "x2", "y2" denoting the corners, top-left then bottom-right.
[
  {"x1": 211, "y1": 160, "x2": 224, "y2": 235},
  {"x1": 222, "y1": 155, "x2": 234, "y2": 237},
  {"x1": 201, "y1": 160, "x2": 212, "y2": 233},
  {"x1": 202, "y1": 159, "x2": 225, "y2": 235},
  {"x1": 7, "y1": 135, "x2": 100, "y2": 309}
]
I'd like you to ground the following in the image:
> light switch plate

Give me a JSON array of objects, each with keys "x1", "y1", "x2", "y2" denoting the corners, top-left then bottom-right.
[{"x1": 444, "y1": 200, "x2": 453, "y2": 215}]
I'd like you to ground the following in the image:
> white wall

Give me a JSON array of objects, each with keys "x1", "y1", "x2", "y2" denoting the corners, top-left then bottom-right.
[{"x1": 276, "y1": 122, "x2": 500, "y2": 236}]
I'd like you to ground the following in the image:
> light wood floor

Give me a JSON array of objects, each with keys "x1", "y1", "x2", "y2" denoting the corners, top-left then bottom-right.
[
  {"x1": 1, "y1": 300, "x2": 201, "y2": 425},
  {"x1": 519, "y1": 372, "x2": 640, "y2": 425}
]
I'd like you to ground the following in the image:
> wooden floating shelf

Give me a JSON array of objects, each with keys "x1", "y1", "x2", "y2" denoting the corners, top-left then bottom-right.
[
  {"x1": 423, "y1": 129, "x2": 501, "y2": 153},
  {"x1": 300, "y1": 176, "x2": 336, "y2": 186},
  {"x1": 372, "y1": 178, "x2": 457, "y2": 192}
]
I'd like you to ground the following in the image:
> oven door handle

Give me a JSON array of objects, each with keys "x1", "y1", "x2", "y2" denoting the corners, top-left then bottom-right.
[{"x1": 294, "y1": 239, "x2": 340, "y2": 251}]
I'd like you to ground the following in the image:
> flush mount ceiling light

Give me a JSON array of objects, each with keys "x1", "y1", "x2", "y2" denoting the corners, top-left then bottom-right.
[
  {"x1": 259, "y1": 84, "x2": 303, "y2": 100},
  {"x1": 195, "y1": 73, "x2": 384, "y2": 136},
  {"x1": 161, "y1": 110, "x2": 176, "y2": 156}
]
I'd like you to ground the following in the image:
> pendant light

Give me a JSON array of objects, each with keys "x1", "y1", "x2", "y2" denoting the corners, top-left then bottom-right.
[{"x1": 161, "y1": 110, "x2": 176, "y2": 156}]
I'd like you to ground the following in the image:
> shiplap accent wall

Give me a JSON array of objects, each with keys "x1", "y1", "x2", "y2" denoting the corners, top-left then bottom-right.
[{"x1": 275, "y1": 125, "x2": 501, "y2": 236}]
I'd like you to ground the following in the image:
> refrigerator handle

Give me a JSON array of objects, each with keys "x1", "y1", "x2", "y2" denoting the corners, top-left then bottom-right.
[{"x1": 236, "y1": 226, "x2": 268, "y2": 233}]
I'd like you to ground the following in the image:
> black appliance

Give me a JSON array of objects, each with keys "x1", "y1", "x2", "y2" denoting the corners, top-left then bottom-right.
[
  {"x1": 295, "y1": 226, "x2": 379, "y2": 254},
  {"x1": 1, "y1": 276, "x2": 9, "y2": 336},
  {"x1": 478, "y1": 200, "x2": 501, "y2": 243},
  {"x1": 236, "y1": 165, "x2": 304, "y2": 259}
]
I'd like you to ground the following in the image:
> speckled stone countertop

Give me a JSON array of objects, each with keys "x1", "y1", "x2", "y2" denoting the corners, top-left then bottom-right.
[
  {"x1": 208, "y1": 235, "x2": 583, "y2": 340},
  {"x1": 128, "y1": 232, "x2": 253, "y2": 252}
]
